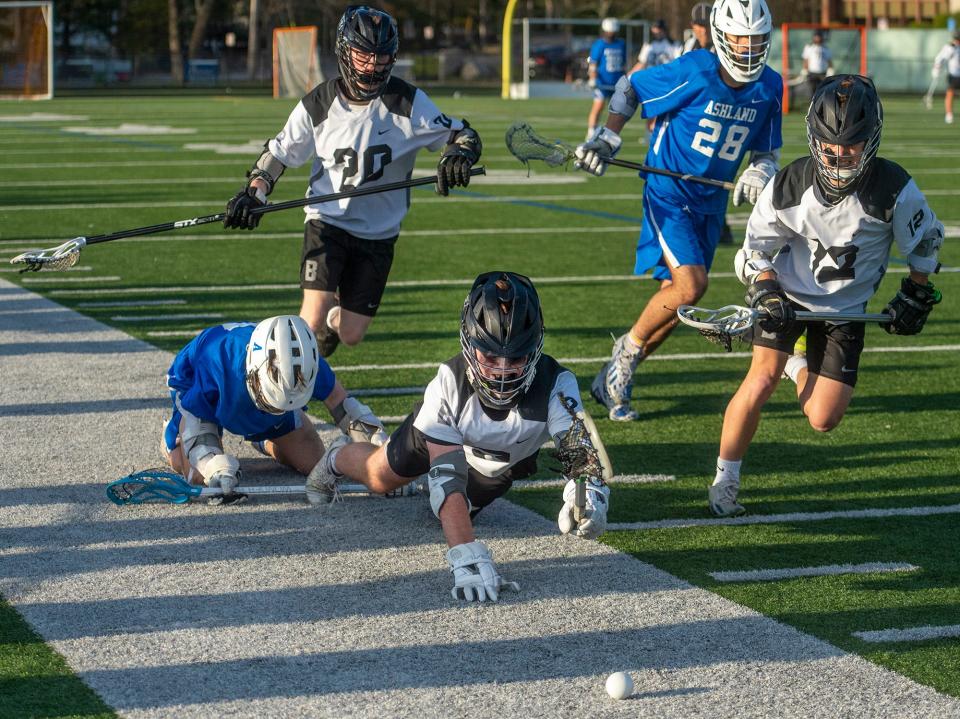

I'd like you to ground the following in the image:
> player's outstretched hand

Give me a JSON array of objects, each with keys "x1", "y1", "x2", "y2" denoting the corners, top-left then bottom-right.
[
  {"x1": 224, "y1": 186, "x2": 267, "y2": 230},
  {"x1": 733, "y1": 158, "x2": 777, "y2": 206},
  {"x1": 574, "y1": 127, "x2": 622, "y2": 177},
  {"x1": 883, "y1": 277, "x2": 942, "y2": 335},
  {"x1": 558, "y1": 478, "x2": 610, "y2": 539},
  {"x1": 337, "y1": 396, "x2": 389, "y2": 445},
  {"x1": 446, "y1": 541, "x2": 519, "y2": 603},
  {"x1": 746, "y1": 278, "x2": 796, "y2": 332}
]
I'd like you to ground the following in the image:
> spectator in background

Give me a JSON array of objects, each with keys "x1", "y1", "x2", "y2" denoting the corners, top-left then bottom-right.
[
  {"x1": 801, "y1": 30, "x2": 833, "y2": 99},
  {"x1": 932, "y1": 30, "x2": 960, "y2": 124},
  {"x1": 682, "y1": 2, "x2": 713, "y2": 53},
  {"x1": 585, "y1": 17, "x2": 627, "y2": 140}
]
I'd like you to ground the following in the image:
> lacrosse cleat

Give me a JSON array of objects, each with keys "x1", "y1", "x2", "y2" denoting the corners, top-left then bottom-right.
[
  {"x1": 709, "y1": 480, "x2": 746, "y2": 518},
  {"x1": 591, "y1": 362, "x2": 638, "y2": 422},
  {"x1": 593, "y1": 334, "x2": 642, "y2": 421},
  {"x1": 305, "y1": 434, "x2": 350, "y2": 505}
]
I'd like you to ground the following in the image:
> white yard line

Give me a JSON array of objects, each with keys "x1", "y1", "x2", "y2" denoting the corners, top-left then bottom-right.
[
  {"x1": 513, "y1": 474, "x2": 677, "y2": 489},
  {"x1": 0, "y1": 265, "x2": 92, "y2": 273},
  {"x1": 709, "y1": 562, "x2": 919, "y2": 583},
  {"x1": 853, "y1": 625, "x2": 960, "y2": 643},
  {"x1": 78, "y1": 299, "x2": 187, "y2": 308},
  {"x1": 609, "y1": 503, "x2": 960, "y2": 531},
  {"x1": 146, "y1": 330, "x2": 203, "y2": 338},
  {"x1": 111, "y1": 313, "x2": 223, "y2": 322},
  {"x1": 20, "y1": 276, "x2": 121, "y2": 284}
]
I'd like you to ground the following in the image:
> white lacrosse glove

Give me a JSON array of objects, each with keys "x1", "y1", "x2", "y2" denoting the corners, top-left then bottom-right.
[
  {"x1": 733, "y1": 158, "x2": 777, "y2": 207},
  {"x1": 200, "y1": 453, "x2": 242, "y2": 503},
  {"x1": 337, "y1": 396, "x2": 389, "y2": 446},
  {"x1": 446, "y1": 541, "x2": 520, "y2": 603},
  {"x1": 558, "y1": 478, "x2": 610, "y2": 540},
  {"x1": 574, "y1": 127, "x2": 622, "y2": 177},
  {"x1": 587, "y1": 76, "x2": 597, "y2": 89}
]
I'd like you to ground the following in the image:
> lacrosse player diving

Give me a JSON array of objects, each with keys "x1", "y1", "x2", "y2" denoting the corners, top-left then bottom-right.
[
  {"x1": 709, "y1": 75, "x2": 943, "y2": 517},
  {"x1": 575, "y1": 0, "x2": 783, "y2": 421},
  {"x1": 304, "y1": 272, "x2": 612, "y2": 603},
  {"x1": 162, "y1": 315, "x2": 388, "y2": 503},
  {"x1": 222, "y1": 5, "x2": 481, "y2": 358}
]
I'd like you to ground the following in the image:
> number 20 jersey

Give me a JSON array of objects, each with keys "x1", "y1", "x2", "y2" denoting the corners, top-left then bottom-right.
[
  {"x1": 630, "y1": 49, "x2": 783, "y2": 214},
  {"x1": 267, "y1": 77, "x2": 464, "y2": 239},
  {"x1": 745, "y1": 157, "x2": 944, "y2": 314}
]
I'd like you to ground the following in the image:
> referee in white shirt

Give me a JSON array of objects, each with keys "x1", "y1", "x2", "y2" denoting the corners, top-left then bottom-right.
[{"x1": 801, "y1": 30, "x2": 833, "y2": 98}]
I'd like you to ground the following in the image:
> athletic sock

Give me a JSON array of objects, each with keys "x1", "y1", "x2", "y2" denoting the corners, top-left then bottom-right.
[
  {"x1": 625, "y1": 330, "x2": 646, "y2": 357},
  {"x1": 713, "y1": 457, "x2": 742, "y2": 486},
  {"x1": 783, "y1": 354, "x2": 807, "y2": 384}
]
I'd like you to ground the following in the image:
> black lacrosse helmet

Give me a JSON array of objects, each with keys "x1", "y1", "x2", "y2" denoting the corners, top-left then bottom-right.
[
  {"x1": 460, "y1": 271, "x2": 544, "y2": 409},
  {"x1": 806, "y1": 74, "x2": 883, "y2": 204},
  {"x1": 336, "y1": 6, "x2": 399, "y2": 101}
]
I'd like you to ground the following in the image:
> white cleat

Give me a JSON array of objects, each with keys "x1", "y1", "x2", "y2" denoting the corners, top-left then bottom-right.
[
  {"x1": 590, "y1": 362, "x2": 639, "y2": 421},
  {"x1": 709, "y1": 481, "x2": 746, "y2": 518},
  {"x1": 306, "y1": 434, "x2": 350, "y2": 506},
  {"x1": 946, "y1": 112, "x2": 954, "y2": 124}
]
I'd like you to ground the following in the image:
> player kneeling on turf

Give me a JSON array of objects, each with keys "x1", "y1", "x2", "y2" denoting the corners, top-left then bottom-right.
[
  {"x1": 710, "y1": 75, "x2": 943, "y2": 518},
  {"x1": 305, "y1": 272, "x2": 612, "y2": 603},
  {"x1": 162, "y1": 315, "x2": 387, "y2": 503}
]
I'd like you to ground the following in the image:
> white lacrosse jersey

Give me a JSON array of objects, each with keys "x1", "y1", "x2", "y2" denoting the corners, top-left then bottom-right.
[
  {"x1": 267, "y1": 77, "x2": 463, "y2": 239},
  {"x1": 412, "y1": 354, "x2": 581, "y2": 477},
  {"x1": 744, "y1": 157, "x2": 943, "y2": 314},
  {"x1": 637, "y1": 39, "x2": 680, "y2": 68},
  {"x1": 934, "y1": 42, "x2": 960, "y2": 77},
  {"x1": 801, "y1": 43, "x2": 832, "y2": 74}
]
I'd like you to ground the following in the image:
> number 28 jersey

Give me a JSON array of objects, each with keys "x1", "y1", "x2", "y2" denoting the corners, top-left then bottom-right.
[
  {"x1": 267, "y1": 77, "x2": 464, "y2": 240},
  {"x1": 745, "y1": 157, "x2": 944, "y2": 314},
  {"x1": 631, "y1": 49, "x2": 783, "y2": 214}
]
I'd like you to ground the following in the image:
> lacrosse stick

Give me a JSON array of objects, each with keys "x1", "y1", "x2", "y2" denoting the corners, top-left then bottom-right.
[
  {"x1": 504, "y1": 121, "x2": 734, "y2": 190},
  {"x1": 105, "y1": 469, "x2": 416, "y2": 506},
  {"x1": 552, "y1": 394, "x2": 613, "y2": 523},
  {"x1": 924, "y1": 74, "x2": 938, "y2": 110},
  {"x1": 677, "y1": 304, "x2": 891, "y2": 352},
  {"x1": 10, "y1": 167, "x2": 486, "y2": 273}
]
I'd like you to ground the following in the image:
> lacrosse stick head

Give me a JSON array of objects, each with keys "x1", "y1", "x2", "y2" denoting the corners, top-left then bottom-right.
[
  {"x1": 504, "y1": 121, "x2": 575, "y2": 168},
  {"x1": 676, "y1": 304, "x2": 758, "y2": 352},
  {"x1": 106, "y1": 469, "x2": 199, "y2": 506},
  {"x1": 9, "y1": 237, "x2": 86, "y2": 273}
]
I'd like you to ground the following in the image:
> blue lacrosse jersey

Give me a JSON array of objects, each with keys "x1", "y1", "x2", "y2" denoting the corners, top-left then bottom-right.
[
  {"x1": 166, "y1": 322, "x2": 336, "y2": 439},
  {"x1": 631, "y1": 49, "x2": 783, "y2": 214},
  {"x1": 590, "y1": 38, "x2": 627, "y2": 88}
]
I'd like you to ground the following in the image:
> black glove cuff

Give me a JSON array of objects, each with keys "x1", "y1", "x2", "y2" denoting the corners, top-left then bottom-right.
[
  {"x1": 745, "y1": 278, "x2": 783, "y2": 308},
  {"x1": 900, "y1": 277, "x2": 942, "y2": 307}
]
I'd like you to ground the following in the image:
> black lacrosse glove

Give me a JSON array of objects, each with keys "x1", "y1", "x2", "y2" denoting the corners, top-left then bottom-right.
[
  {"x1": 882, "y1": 277, "x2": 942, "y2": 335},
  {"x1": 436, "y1": 122, "x2": 482, "y2": 196},
  {"x1": 223, "y1": 185, "x2": 266, "y2": 230},
  {"x1": 746, "y1": 278, "x2": 796, "y2": 333}
]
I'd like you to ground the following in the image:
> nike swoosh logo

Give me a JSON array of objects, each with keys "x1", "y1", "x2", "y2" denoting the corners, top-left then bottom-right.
[
  {"x1": 377, "y1": 128, "x2": 391, "y2": 135},
  {"x1": 841, "y1": 366, "x2": 856, "y2": 373},
  {"x1": 367, "y1": 302, "x2": 379, "y2": 309},
  {"x1": 751, "y1": 97, "x2": 765, "y2": 104}
]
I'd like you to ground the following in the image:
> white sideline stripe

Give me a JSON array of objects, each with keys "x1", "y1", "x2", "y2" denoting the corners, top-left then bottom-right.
[
  {"x1": 78, "y1": 299, "x2": 187, "y2": 308},
  {"x1": 146, "y1": 330, "x2": 203, "y2": 337},
  {"x1": 513, "y1": 474, "x2": 676, "y2": 489},
  {"x1": 20, "y1": 276, "x2": 121, "y2": 284},
  {"x1": 0, "y1": 265, "x2": 92, "y2": 273},
  {"x1": 853, "y1": 625, "x2": 960, "y2": 643},
  {"x1": 111, "y1": 312, "x2": 223, "y2": 322},
  {"x1": 608, "y1": 503, "x2": 960, "y2": 531},
  {"x1": 709, "y1": 562, "x2": 919, "y2": 583}
]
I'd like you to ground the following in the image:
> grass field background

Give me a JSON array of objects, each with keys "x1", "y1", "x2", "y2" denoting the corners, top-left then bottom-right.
[{"x1": 1, "y1": 91, "x2": 958, "y2": 713}]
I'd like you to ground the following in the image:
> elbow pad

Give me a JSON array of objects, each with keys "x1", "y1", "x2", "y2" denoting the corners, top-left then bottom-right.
[
  {"x1": 427, "y1": 449, "x2": 470, "y2": 518},
  {"x1": 247, "y1": 143, "x2": 286, "y2": 194},
  {"x1": 907, "y1": 223, "x2": 943, "y2": 276},
  {"x1": 608, "y1": 75, "x2": 639, "y2": 120},
  {"x1": 735, "y1": 248, "x2": 775, "y2": 285}
]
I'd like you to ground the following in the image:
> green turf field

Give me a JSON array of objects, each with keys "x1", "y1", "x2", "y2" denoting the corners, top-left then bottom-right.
[{"x1": 1, "y1": 92, "x2": 958, "y2": 710}]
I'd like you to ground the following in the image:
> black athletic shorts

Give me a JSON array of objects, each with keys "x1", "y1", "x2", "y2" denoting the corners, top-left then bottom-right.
[
  {"x1": 300, "y1": 220, "x2": 397, "y2": 317},
  {"x1": 386, "y1": 405, "x2": 540, "y2": 514},
  {"x1": 949, "y1": 74, "x2": 960, "y2": 91},
  {"x1": 746, "y1": 301, "x2": 866, "y2": 387}
]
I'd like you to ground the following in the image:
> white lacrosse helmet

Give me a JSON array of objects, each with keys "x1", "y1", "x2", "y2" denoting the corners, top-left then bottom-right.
[
  {"x1": 710, "y1": 0, "x2": 772, "y2": 83},
  {"x1": 245, "y1": 315, "x2": 320, "y2": 415},
  {"x1": 601, "y1": 17, "x2": 620, "y2": 34}
]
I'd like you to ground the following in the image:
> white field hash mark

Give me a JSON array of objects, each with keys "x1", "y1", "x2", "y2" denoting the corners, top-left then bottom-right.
[
  {"x1": 853, "y1": 625, "x2": 960, "y2": 643},
  {"x1": 709, "y1": 562, "x2": 919, "y2": 583}
]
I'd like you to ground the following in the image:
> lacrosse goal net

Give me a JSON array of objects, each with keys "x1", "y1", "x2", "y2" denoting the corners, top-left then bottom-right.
[
  {"x1": 780, "y1": 23, "x2": 867, "y2": 113},
  {"x1": 272, "y1": 26, "x2": 324, "y2": 98},
  {"x1": 0, "y1": 0, "x2": 53, "y2": 99}
]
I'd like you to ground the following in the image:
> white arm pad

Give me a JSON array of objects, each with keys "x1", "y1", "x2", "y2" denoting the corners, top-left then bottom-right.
[
  {"x1": 907, "y1": 223, "x2": 943, "y2": 275},
  {"x1": 608, "y1": 74, "x2": 640, "y2": 119},
  {"x1": 734, "y1": 248, "x2": 776, "y2": 285}
]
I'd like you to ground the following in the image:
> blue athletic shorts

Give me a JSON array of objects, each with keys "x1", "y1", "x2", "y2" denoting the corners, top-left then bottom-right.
[
  {"x1": 163, "y1": 391, "x2": 301, "y2": 451},
  {"x1": 593, "y1": 87, "x2": 615, "y2": 101},
  {"x1": 633, "y1": 190, "x2": 725, "y2": 281}
]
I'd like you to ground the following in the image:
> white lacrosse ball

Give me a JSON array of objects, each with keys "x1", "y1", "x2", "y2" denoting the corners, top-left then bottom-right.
[{"x1": 605, "y1": 671, "x2": 633, "y2": 700}]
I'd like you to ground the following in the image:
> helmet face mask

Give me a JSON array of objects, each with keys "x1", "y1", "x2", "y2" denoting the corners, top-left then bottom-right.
[
  {"x1": 460, "y1": 272, "x2": 544, "y2": 409},
  {"x1": 710, "y1": 0, "x2": 772, "y2": 83},
  {"x1": 336, "y1": 5, "x2": 399, "y2": 101},
  {"x1": 245, "y1": 316, "x2": 320, "y2": 415},
  {"x1": 806, "y1": 74, "x2": 883, "y2": 203}
]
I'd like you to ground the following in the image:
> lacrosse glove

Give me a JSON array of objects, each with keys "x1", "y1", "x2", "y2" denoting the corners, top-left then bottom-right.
[
  {"x1": 333, "y1": 396, "x2": 389, "y2": 446},
  {"x1": 224, "y1": 185, "x2": 267, "y2": 230},
  {"x1": 733, "y1": 158, "x2": 777, "y2": 207},
  {"x1": 436, "y1": 122, "x2": 482, "y2": 196},
  {"x1": 746, "y1": 278, "x2": 796, "y2": 333},
  {"x1": 574, "y1": 127, "x2": 622, "y2": 177},
  {"x1": 446, "y1": 541, "x2": 519, "y2": 603},
  {"x1": 883, "y1": 277, "x2": 942, "y2": 335},
  {"x1": 558, "y1": 478, "x2": 610, "y2": 539}
]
